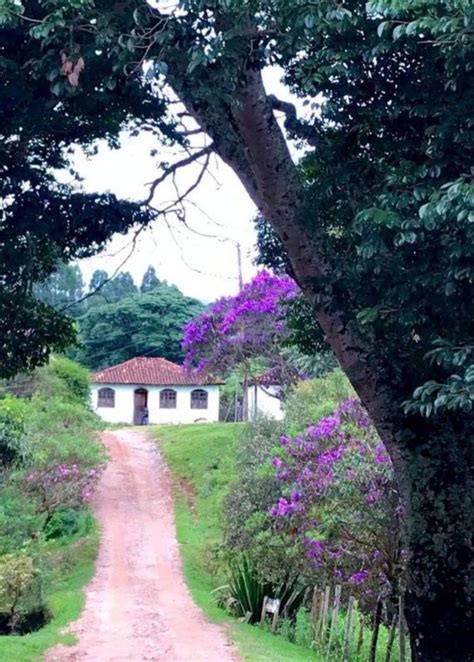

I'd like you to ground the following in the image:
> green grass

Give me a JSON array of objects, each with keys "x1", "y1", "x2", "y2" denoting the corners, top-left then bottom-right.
[
  {"x1": 0, "y1": 526, "x2": 99, "y2": 662},
  {"x1": 154, "y1": 423, "x2": 317, "y2": 662}
]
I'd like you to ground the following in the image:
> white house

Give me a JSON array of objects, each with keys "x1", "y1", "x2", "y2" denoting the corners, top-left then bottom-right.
[
  {"x1": 90, "y1": 357, "x2": 221, "y2": 425},
  {"x1": 247, "y1": 375, "x2": 285, "y2": 421}
]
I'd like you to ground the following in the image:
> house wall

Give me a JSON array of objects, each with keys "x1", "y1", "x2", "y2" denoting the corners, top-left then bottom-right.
[
  {"x1": 90, "y1": 383, "x2": 220, "y2": 425},
  {"x1": 247, "y1": 384, "x2": 285, "y2": 421}
]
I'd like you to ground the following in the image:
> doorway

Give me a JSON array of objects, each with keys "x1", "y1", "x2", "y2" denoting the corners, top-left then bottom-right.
[{"x1": 133, "y1": 388, "x2": 148, "y2": 425}]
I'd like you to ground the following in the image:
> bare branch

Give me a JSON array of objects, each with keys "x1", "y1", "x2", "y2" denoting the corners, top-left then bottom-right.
[
  {"x1": 176, "y1": 127, "x2": 204, "y2": 137},
  {"x1": 143, "y1": 144, "x2": 214, "y2": 205},
  {"x1": 59, "y1": 225, "x2": 146, "y2": 312}
]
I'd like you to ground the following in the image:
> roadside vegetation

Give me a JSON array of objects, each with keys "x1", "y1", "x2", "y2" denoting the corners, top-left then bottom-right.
[
  {"x1": 155, "y1": 370, "x2": 408, "y2": 661},
  {"x1": 0, "y1": 358, "x2": 103, "y2": 661}
]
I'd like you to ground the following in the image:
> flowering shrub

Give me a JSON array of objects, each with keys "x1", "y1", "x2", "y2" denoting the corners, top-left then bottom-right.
[
  {"x1": 182, "y1": 271, "x2": 299, "y2": 378},
  {"x1": 23, "y1": 463, "x2": 105, "y2": 527},
  {"x1": 270, "y1": 398, "x2": 404, "y2": 603}
]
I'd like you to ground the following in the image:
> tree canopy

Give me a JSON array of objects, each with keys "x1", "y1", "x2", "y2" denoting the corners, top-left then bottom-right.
[
  {"x1": 77, "y1": 282, "x2": 204, "y2": 370},
  {"x1": 140, "y1": 266, "x2": 161, "y2": 293}
]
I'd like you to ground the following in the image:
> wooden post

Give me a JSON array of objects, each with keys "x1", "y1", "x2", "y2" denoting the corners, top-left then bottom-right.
[
  {"x1": 319, "y1": 585, "x2": 331, "y2": 644},
  {"x1": 342, "y1": 595, "x2": 355, "y2": 661},
  {"x1": 310, "y1": 586, "x2": 318, "y2": 639},
  {"x1": 368, "y1": 598, "x2": 383, "y2": 662},
  {"x1": 399, "y1": 594, "x2": 407, "y2": 662},
  {"x1": 271, "y1": 609, "x2": 279, "y2": 634},
  {"x1": 326, "y1": 584, "x2": 341, "y2": 659},
  {"x1": 384, "y1": 614, "x2": 397, "y2": 662},
  {"x1": 315, "y1": 589, "x2": 325, "y2": 643},
  {"x1": 260, "y1": 596, "x2": 268, "y2": 626},
  {"x1": 356, "y1": 611, "x2": 365, "y2": 660}
]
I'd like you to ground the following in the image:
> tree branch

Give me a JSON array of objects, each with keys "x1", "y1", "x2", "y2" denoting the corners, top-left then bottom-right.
[
  {"x1": 268, "y1": 94, "x2": 319, "y2": 146},
  {"x1": 143, "y1": 145, "x2": 214, "y2": 205}
]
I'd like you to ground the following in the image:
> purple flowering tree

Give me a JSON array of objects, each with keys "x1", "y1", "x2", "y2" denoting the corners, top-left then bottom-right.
[
  {"x1": 270, "y1": 399, "x2": 404, "y2": 605},
  {"x1": 23, "y1": 463, "x2": 105, "y2": 528},
  {"x1": 182, "y1": 271, "x2": 299, "y2": 417}
]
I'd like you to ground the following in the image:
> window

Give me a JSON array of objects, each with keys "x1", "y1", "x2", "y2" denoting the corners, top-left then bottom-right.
[
  {"x1": 98, "y1": 387, "x2": 115, "y2": 408},
  {"x1": 160, "y1": 388, "x2": 177, "y2": 409},
  {"x1": 191, "y1": 389, "x2": 208, "y2": 409}
]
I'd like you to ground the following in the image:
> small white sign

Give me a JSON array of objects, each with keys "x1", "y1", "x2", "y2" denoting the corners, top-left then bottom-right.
[{"x1": 265, "y1": 598, "x2": 281, "y2": 615}]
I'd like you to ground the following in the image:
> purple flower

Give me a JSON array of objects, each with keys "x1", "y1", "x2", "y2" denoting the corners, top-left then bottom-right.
[
  {"x1": 395, "y1": 505, "x2": 405, "y2": 519},
  {"x1": 374, "y1": 443, "x2": 391, "y2": 465},
  {"x1": 304, "y1": 538, "x2": 326, "y2": 560},
  {"x1": 349, "y1": 569, "x2": 369, "y2": 585},
  {"x1": 366, "y1": 489, "x2": 382, "y2": 505},
  {"x1": 308, "y1": 413, "x2": 340, "y2": 439}
]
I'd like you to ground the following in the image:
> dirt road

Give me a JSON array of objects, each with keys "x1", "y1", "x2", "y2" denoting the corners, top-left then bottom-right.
[{"x1": 45, "y1": 430, "x2": 239, "y2": 662}]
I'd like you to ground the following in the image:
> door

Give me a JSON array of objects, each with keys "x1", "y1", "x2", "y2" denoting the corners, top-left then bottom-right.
[{"x1": 133, "y1": 388, "x2": 148, "y2": 425}]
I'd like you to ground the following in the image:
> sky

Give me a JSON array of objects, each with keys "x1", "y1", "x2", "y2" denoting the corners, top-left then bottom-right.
[{"x1": 75, "y1": 68, "x2": 307, "y2": 302}]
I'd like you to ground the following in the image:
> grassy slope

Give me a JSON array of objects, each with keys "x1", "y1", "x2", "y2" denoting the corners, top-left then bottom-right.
[
  {"x1": 154, "y1": 423, "x2": 316, "y2": 662},
  {"x1": 0, "y1": 528, "x2": 99, "y2": 662}
]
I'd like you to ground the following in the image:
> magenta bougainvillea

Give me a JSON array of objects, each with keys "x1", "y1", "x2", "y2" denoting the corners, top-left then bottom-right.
[
  {"x1": 270, "y1": 398, "x2": 405, "y2": 599},
  {"x1": 182, "y1": 270, "x2": 299, "y2": 377}
]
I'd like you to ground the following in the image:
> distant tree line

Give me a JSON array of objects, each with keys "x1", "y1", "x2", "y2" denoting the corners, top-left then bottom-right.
[{"x1": 34, "y1": 264, "x2": 204, "y2": 370}]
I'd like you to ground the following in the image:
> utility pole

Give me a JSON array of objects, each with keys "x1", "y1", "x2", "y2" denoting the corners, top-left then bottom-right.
[
  {"x1": 235, "y1": 242, "x2": 248, "y2": 421},
  {"x1": 236, "y1": 241, "x2": 243, "y2": 290}
]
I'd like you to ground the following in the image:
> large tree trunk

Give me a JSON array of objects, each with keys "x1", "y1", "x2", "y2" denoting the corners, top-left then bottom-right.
[
  {"x1": 401, "y1": 424, "x2": 473, "y2": 661},
  {"x1": 170, "y1": 66, "x2": 474, "y2": 660}
]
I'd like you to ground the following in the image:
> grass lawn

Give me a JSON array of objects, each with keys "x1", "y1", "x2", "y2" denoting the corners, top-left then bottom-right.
[
  {"x1": 153, "y1": 423, "x2": 317, "y2": 662},
  {"x1": 0, "y1": 525, "x2": 99, "y2": 662}
]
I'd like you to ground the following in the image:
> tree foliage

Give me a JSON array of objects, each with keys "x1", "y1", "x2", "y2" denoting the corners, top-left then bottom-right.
[
  {"x1": 183, "y1": 271, "x2": 300, "y2": 382},
  {"x1": 140, "y1": 265, "x2": 161, "y2": 293},
  {"x1": 33, "y1": 263, "x2": 85, "y2": 317},
  {"x1": 0, "y1": 0, "x2": 170, "y2": 376},
  {"x1": 1, "y1": 1, "x2": 473, "y2": 655},
  {"x1": 78, "y1": 282, "x2": 204, "y2": 369}
]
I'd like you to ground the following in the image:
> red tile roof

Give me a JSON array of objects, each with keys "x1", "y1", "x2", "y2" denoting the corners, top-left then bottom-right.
[{"x1": 92, "y1": 357, "x2": 221, "y2": 386}]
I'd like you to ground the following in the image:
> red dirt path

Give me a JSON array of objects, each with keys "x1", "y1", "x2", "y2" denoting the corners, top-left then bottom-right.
[{"x1": 45, "y1": 429, "x2": 239, "y2": 662}]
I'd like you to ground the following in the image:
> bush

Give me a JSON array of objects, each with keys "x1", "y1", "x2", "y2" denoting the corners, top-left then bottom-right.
[
  {"x1": 0, "y1": 484, "x2": 42, "y2": 555},
  {"x1": 0, "y1": 397, "x2": 29, "y2": 466},
  {"x1": 269, "y1": 398, "x2": 403, "y2": 609},
  {"x1": 0, "y1": 552, "x2": 48, "y2": 633},
  {"x1": 0, "y1": 359, "x2": 102, "y2": 640},
  {"x1": 22, "y1": 463, "x2": 104, "y2": 528},
  {"x1": 44, "y1": 508, "x2": 94, "y2": 540},
  {"x1": 49, "y1": 357, "x2": 90, "y2": 406},
  {"x1": 294, "y1": 607, "x2": 313, "y2": 647},
  {"x1": 223, "y1": 418, "x2": 285, "y2": 564},
  {"x1": 25, "y1": 395, "x2": 104, "y2": 469},
  {"x1": 284, "y1": 369, "x2": 354, "y2": 434}
]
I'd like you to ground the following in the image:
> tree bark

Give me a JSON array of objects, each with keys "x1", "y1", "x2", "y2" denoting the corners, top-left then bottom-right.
[
  {"x1": 401, "y1": 424, "x2": 473, "y2": 661},
  {"x1": 170, "y1": 66, "x2": 474, "y2": 661}
]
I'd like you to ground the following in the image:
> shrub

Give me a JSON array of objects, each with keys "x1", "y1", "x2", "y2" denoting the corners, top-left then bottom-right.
[
  {"x1": 215, "y1": 555, "x2": 306, "y2": 624},
  {"x1": 0, "y1": 397, "x2": 29, "y2": 466},
  {"x1": 0, "y1": 484, "x2": 42, "y2": 555},
  {"x1": 22, "y1": 463, "x2": 104, "y2": 528},
  {"x1": 25, "y1": 395, "x2": 104, "y2": 469},
  {"x1": 49, "y1": 357, "x2": 90, "y2": 406},
  {"x1": 284, "y1": 369, "x2": 354, "y2": 434},
  {"x1": 294, "y1": 607, "x2": 313, "y2": 647},
  {"x1": 269, "y1": 398, "x2": 404, "y2": 608},
  {"x1": 0, "y1": 553, "x2": 47, "y2": 633},
  {"x1": 44, "y1": 508, "x2": 94, "y2": 541},
  {"x1": 223, "y1": 419, "x2": 286, "y2": 569}
]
